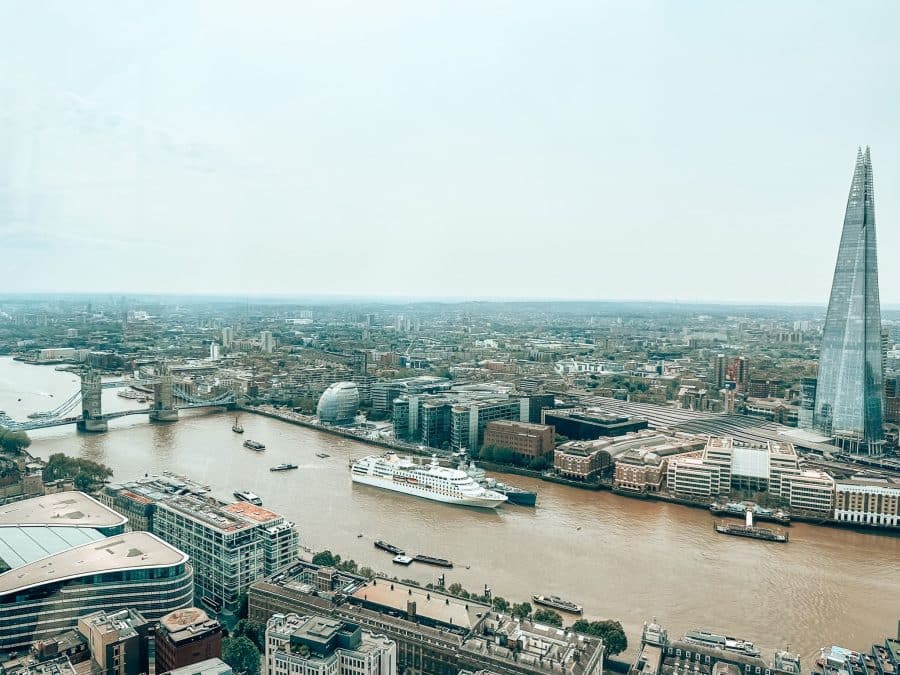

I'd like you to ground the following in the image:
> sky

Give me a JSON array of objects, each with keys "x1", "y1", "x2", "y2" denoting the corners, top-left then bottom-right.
[{"x1": 1, "y1": 1, "x2": 900, "y2": 303}]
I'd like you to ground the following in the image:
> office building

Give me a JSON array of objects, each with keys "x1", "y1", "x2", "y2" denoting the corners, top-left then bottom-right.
[
  {"x1": 813, "y1": 147, "x2": 885, "y2": 453},
  {"x1": 372, "y1": 377, "x2": 451, "y2": 414},
  {"x1": 221, "y1": 327, "x2": 233, "y2": 348},
  {"x1": 316, "y1": 382, "x2": 360, "y2": 425},
  {"x1": 152, "y1": 495, "x2": 299, "y2": 617},
  {"x1": 712, "y1": 354, "x2": 726, "y2": 389},
  {"x1": 483, "y1": 421, "x2": 555, "y2": 460},
  {"x1": 0, "y1": 493, "x2": 192, "y2": 651},
  {"x1": 250, "y1": 562, "x2": 603, "y2": 675},
  {"x1": 667, "y1": 437, "x2": 801, "y2": 498},
  {"x1": 209, "y1": 343, "x2": 220, "y2": 361},
  {"x1": 783, "y1": 470, "x2": 835, "y2": 514},
  {"x1": 730, "y1": 356, "x2": 750, "y2": 392},
  {"x1": 834, "y1": 478, "x2": 900, "y2": 527},
  {"x1": 77, "y1": 609, "x2": 151, "y2": 675},
  {"x1": 265, "y1": 613, "x2": 396, "y2": 675},
  {"x1": 260, "y1": 331, "x2": 276, "y2": 353},
  {"x1": 155, "y1": 608, "x2": 223, "y2": 675},
  {"x1": 666, "y1": 452, "x2": 720, "y2": 498},
  {"x1": 450, "y1": 399, "x2": 523, "y2": 451},
  {"x1": 542, "y1": 411, "x2": 648, "y2": 441},
  {"x1": 799, "y1": 377, "x2": 818, "y2": 429},
  {"x1": 554, "y1": 442, "x2": 613, "y2": 480},
  {"x1": 251, "y1": 565, "x2": 476, "y2": 675}
]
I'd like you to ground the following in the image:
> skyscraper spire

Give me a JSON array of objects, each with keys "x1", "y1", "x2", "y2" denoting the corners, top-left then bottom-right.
[{"x1": 812, "y1": 148, "x2": 884, "y2": 454}]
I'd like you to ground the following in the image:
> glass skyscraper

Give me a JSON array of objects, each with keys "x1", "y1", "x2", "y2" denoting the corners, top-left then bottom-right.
[{"x1": 813, "y1": 147, "x2": 884, "y2": 454}]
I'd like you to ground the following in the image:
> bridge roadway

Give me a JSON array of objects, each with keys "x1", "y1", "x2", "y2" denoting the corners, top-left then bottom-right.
[{"x1": 0, "y1": 391, "x2": 236, "y2": 431}]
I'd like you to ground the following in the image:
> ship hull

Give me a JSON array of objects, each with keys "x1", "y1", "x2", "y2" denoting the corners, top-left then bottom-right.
[
  {"x1": 352, "y1": 474, "x2": 506, "y2": 509},
  {"x1": 502, "y1": 490, "x2": 537, "y2": 506}
]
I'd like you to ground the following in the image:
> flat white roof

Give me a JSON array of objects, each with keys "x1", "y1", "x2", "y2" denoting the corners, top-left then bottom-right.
[
  {"x1": 0, "y1": 531, "x2": 188, "y2": 595},
  {"x1": 0, "y1": 492, "x2": 127, "y2": 529}
]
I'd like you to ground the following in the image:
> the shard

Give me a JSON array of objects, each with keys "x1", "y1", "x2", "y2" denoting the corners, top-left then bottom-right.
[{"x1": 813, "y1": 147, "x2": 884, "y2": 454}]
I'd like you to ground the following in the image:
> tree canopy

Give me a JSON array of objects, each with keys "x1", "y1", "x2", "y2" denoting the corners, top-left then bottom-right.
[
  {"x1": 570, "y1": 619, "x2": 628, "y2": 657},
  {"x1": 533, "y1": 608, "x2": 564, "y2": 627},
  {"x1": 222, "y1": 636, "x2": 260, "y2": 675},
  {"x1": 42, "y1": 453, "x2": 113, "y2": 491},
  {"x1": 232, "y1": 620, "x2": 265, "y2": 651},
  {"x1": 510, "y1": 602, "x2": 532, "y2": 620},
  {"x1": 0, "y1": 429, "x2": 31, "y2": 453}
]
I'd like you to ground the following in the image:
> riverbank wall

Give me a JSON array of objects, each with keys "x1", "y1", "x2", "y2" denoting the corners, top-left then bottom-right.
[{"x1": 241, "y1": 405, "x2": 899, "y2": 536}]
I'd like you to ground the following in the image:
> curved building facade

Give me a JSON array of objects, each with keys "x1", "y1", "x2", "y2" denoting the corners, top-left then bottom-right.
[
  {"x1": 0, "y1": 493, "x2": 193, "y2": 651},
  {"x1": 317, "y1": 382, "x2": 359, "y2": 425}
]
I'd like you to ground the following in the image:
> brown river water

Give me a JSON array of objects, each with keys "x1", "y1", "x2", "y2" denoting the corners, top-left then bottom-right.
[{"x1": 1, "y1": 358, "x2": 897, "y2": 662}]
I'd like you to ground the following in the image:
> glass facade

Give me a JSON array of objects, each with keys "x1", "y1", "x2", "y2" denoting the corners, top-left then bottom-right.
[
  {"x1": 317, "y1": 382, "x2": 359, "y2": 425},
  {"x1": 813, "y1": 147, "x2": 884, "y2": 453},
  {"x1": 0, "y1": 564, "x2": 193, "y2": 650}
]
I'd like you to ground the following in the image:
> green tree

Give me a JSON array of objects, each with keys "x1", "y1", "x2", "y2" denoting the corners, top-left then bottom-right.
[
  {"x1": 233, "y1": 620, "x2": 265, "y2": 651},
  {"x1": 222, "y1": 636, "x2": 260, "y2": 675},
  {"x1": 510, "y1": 602, "x2": 532, "y2": 620},
  {"x1": 336, "y1": 558, "x2": 358, "y2": 574},
  {"x1": 0, "y1": 429, "x2": 31, "y2": 453},
  {"x1": 492, "y1": 596, "x2": 510, "y2": 612},
  {"x1": 312, "y1": 550, "x2": 337, "y2": 567},
  {"x1": 42, "y1": 453, "x2": 112, "y2": 490},
  {"x1": 533, "y1": 609, "x2": 563, "y2": 627},
  {"x1": 528, "y1": 456, "x2": 550, "y2": 471},
  {"x1": 570, "y1": 619, "x2": 628, "y2": 657}
]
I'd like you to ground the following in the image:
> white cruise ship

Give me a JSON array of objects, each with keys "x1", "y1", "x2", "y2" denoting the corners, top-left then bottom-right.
[{"x1": 351, "y1": 453, "x2": 508, "y2": 508}]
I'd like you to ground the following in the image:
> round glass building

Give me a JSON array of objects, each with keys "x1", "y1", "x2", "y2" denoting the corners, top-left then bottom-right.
[{"x1": 317, "y1": 382, "x2": 360, "y2": 425}]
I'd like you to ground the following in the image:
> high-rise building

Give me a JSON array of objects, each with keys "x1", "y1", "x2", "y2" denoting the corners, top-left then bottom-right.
[
  {"x1": 150, "y1": 495, "x2": 299, "y2": 617},
  {"x1": 712, "y1": 353, "x2": 726, "y2": 389},
  {"x1": 221, "y1": 327, "x2": 234, "y2": 348},
  {"x1": 260, "y1": 331, "x2": 276, "y2": 353},
  {"x1": 813, "y1": 148, "x2": 885, "y2": 454}
]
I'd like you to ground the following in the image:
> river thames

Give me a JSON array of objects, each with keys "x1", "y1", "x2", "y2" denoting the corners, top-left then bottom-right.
[{"x1": 1, "y1": 357, "x2": 897, "y2": 662}]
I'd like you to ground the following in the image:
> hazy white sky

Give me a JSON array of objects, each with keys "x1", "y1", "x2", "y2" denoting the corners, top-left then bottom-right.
[{"x1": 2, "y1": 1, "x2": 899, "y2": 302}]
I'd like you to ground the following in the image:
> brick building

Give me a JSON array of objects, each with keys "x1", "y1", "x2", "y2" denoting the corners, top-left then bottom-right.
[
  {"x1": 482, "y1": 421, "x2": 555, "y2": 460},
  {"x1": 155, "y1": 608, "x2": 223, "y2": 675}
]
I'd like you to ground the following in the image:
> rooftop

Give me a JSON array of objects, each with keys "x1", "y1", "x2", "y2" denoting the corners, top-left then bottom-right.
[
  {"x1": 351, "y1": 578, "x2": 488, "y2": 630},
  {"x1": 0, "y1": 493, "x2": 127, "y2": 530},
  {"x1": 222, "y1": 502, "x2": 281, "y2": 524},
  {"x1": 165, "y1": 658, "x2": 233, "y2": 675},
  {"x1": 0, "y1": 531, "x2": 188, "y2": 596},
  {"x1": 0, "y1": 525, "x2": 105, "y2": 571},
  {"x1": 158, "y1": 495, "x2": 256, "y2": 533}
]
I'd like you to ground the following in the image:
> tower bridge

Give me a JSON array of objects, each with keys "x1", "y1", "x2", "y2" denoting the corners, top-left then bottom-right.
[{"x1": 0, "y1": 366, "x2": 237, "y2": 433}]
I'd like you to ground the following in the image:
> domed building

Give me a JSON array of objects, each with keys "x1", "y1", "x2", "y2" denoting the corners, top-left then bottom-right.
[{"x1": 317, "y1": 382, "x2": 360, "y2": 425}]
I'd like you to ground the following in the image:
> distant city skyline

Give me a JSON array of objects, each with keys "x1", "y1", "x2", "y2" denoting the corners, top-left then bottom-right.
[{"x1": 2, "y1": 2, "x2": 900, "y2": 302}]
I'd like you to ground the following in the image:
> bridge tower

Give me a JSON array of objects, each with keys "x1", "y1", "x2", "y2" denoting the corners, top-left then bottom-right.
[
  {"x1": 149, "y1": 367, "x2": 178, "y2": 422},
  {"x1": 77, "y1": 370, "x2": 108, "y2": 432}
]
